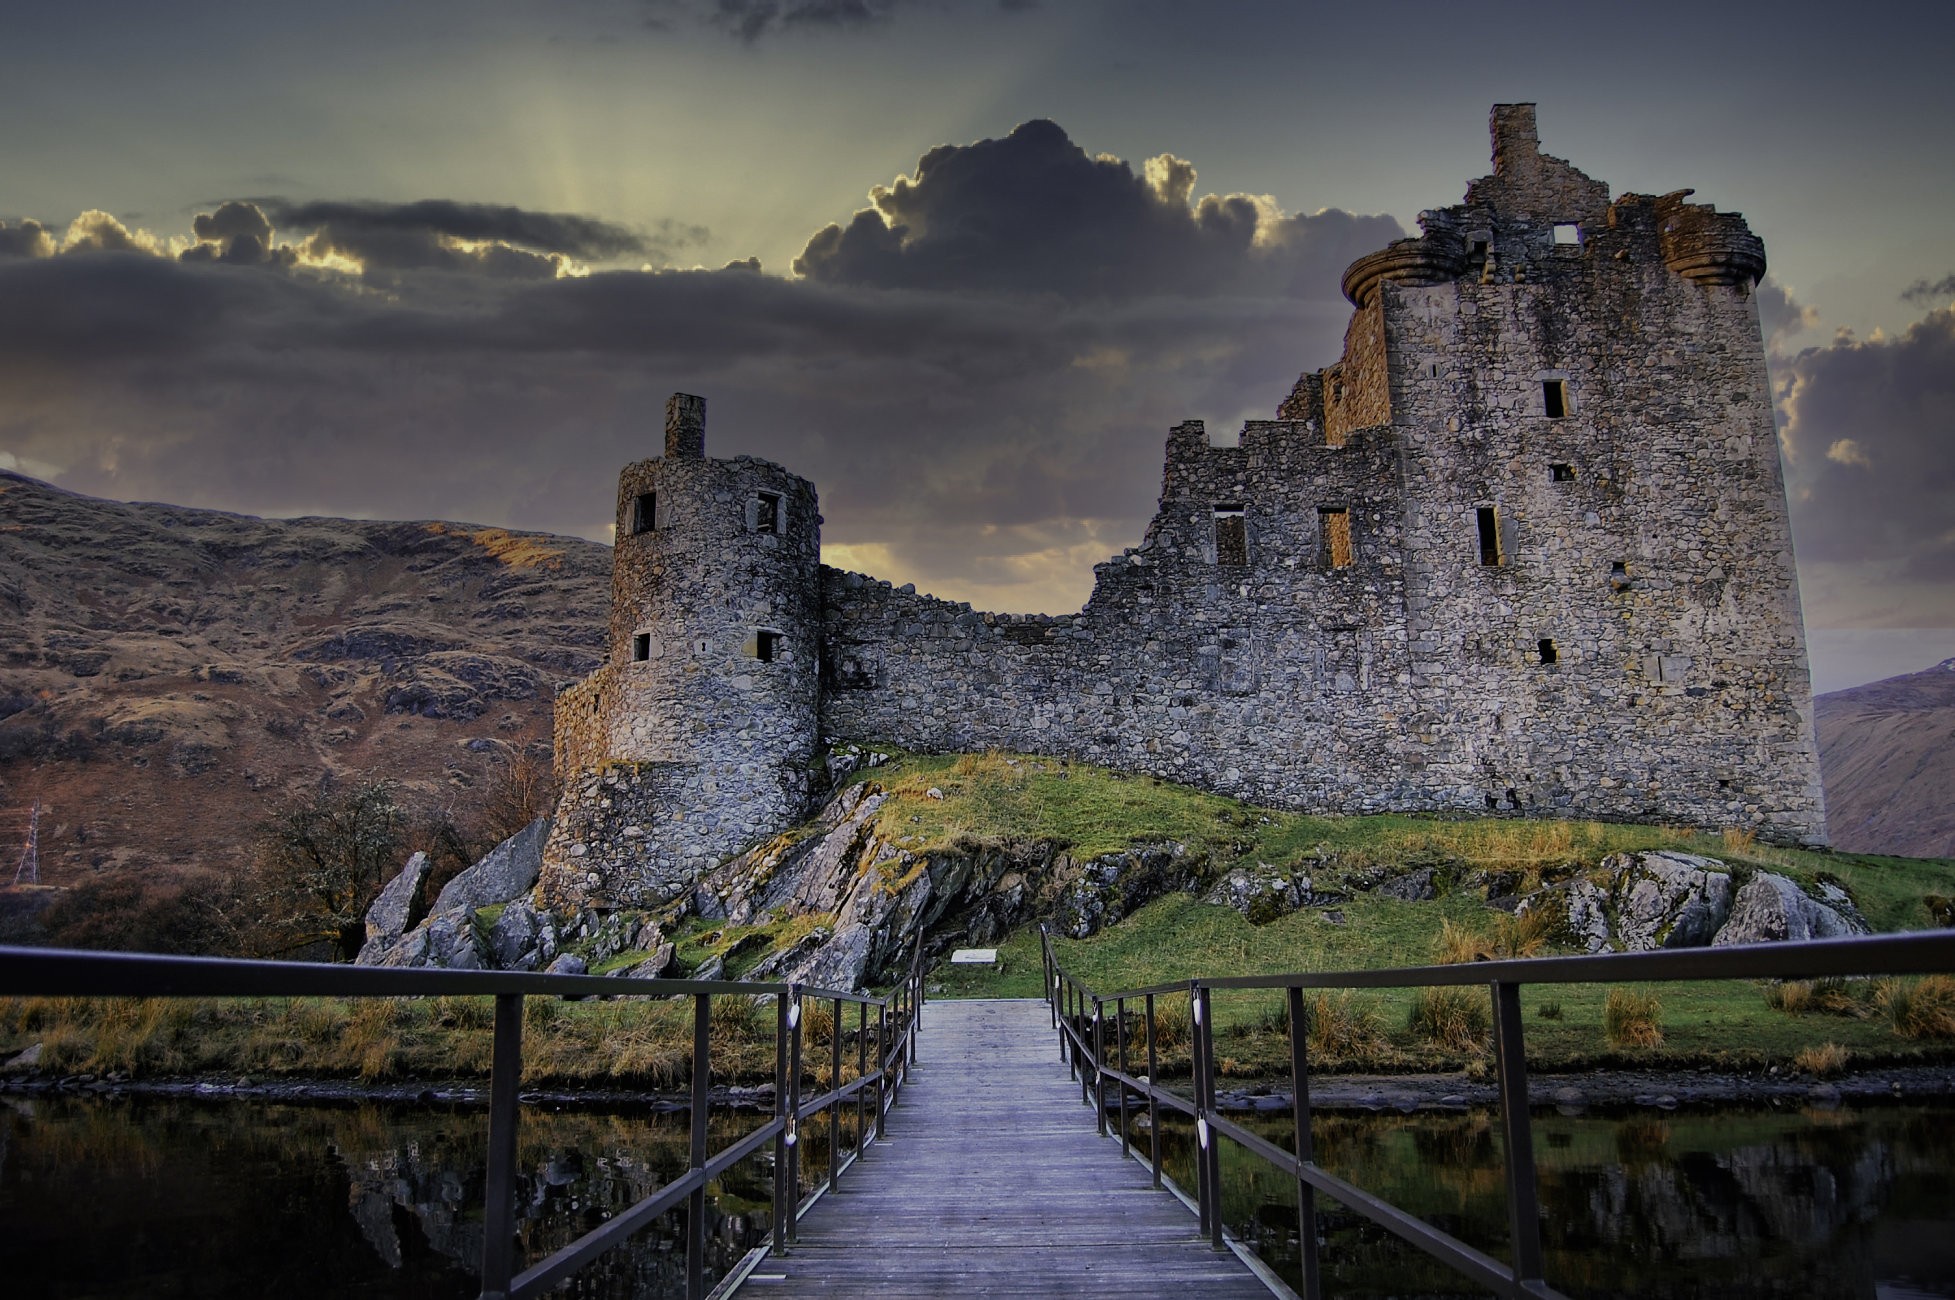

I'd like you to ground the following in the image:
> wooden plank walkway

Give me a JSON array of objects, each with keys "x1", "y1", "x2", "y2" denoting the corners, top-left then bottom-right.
[{"x1": 734, "y1": 997, "x2": 1271, "y2": 1298}]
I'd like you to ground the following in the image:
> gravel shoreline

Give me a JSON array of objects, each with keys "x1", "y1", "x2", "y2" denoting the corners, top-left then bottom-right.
[{"x1": 7, "y1": 1065, "x2": 1954, "y2": 1115}]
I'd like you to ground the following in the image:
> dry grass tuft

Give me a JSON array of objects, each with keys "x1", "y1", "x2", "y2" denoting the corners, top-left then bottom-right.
[
  {"x1": 1301, "y1": 991, "x2": 1389, "y2": 1060},
  {"x1": 1794, "y1": 1042, "x2": 1850, "y2": 1077},
  {"x1": 1879, "y1": 975, "x2": 1955, "y2": 1041},
  {"x1": 1604, "y1": 988, "x2": 1663, "y2": 1048},
  {"x1": 1407, "y1": 986, "x2": 1489, "y2": 1053}
]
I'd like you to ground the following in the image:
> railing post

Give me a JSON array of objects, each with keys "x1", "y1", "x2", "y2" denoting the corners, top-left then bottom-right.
[
  {"x1": 1065, "y1": 979, "x2": 1078, "y2": 1079},
  {"x1": 856, "y1": 998, "x2": 869, "y2": 1156},
  {"x1": 786, "y1": 984, "x2": 804, "y2": 1243},
  {"x1": 1116, "y1": 995, "x2": 1131, "y2": 1159},
  {"x1": 1145, "y1": 992, "x2": 1161, "y2": 1189},
  {"x1": 1492, "y1": 980, "x2": 1546, "y2": 1292},
  {"x1": 828, "y1": 995, "x2": 843, "y2": 1190},
  {"x1": 1191, "y1": 983, "x2": 1212, "y2": 1242},
  {"x1": 772, "y1": 987, "x2": 790, "y2": 1254},
  {"x1": 877, "y1": 1000, "x2": 890, "y2": 1130},
  {"x1": 1195, "y1": 983, "x2": 1222, "y2": 1251},
  {"x1": 1092, "y1": 996, "x2": 1108, "y2": 1136},
  {"x1": 1288, "y1": 985, "x2": 1322, "y2": 1300},
  {"x1": 687, "y1": 991, "x2": 710, "y2": 1300},
  {"x1": 479, "y1": 992, "x2": 524, "y2": 1300}
]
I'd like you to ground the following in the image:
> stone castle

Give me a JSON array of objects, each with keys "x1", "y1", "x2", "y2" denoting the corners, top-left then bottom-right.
[{"x1": 537, "y1": 104, "x2": 1826, "y2": 913}]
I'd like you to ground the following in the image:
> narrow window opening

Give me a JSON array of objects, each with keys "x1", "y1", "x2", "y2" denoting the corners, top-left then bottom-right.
[
  {"x1": 1542, "y1": 380, "x2": 1568, "y2": 419},
  {"x1": 1212, "y1": 506, "x2": 1247, "y2": 566},
  {"x1": 754, "y1": 491, "x2": 782, "y2": 535},
  {"x1": 1552, "y1": 223, "x2": 1582, "y2": 246},
  {"x1": 631, "y1": 632, "x2": 651, "y2": 662},
  {"x1": 1476, "y1": 506, "x2": 1503, "y2": 566},
  {"x1": 1550, "y1": 462, "x2": 1575, "y2": 482},
  {"x1": 1538, "y1": 638, "x2": 1558, "y2": 665},
  {"x1": 1469, "y1": 239, "x2": 1489, "y2": 261},
  {"x1": 630, "y1": 492, "x2": 656, "y2": 535},
  {"x1": 1610, "y1": 561, "x2": 1631, "y2": 591},
  {"x1": 755, "y1": 630, "x2": 782, "y2": 663},
  {"x1": 1319, "y1": 507, "x2": 1352, "y2": 569}
]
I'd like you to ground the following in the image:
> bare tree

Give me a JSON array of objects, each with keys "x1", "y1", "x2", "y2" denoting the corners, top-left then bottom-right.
[{"x1": 248, "y1": 780, "x2": 407, "y2": 961}]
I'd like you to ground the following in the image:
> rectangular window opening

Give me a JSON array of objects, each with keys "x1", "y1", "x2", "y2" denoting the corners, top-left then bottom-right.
[
  {"x1": 755, "y1": 491, "x2": 782, "y2": 535},
  {"x1": 1320, "y1": 507, "x2": 1352, "y2": 569},
  {"x1": 631, "y1": 492, "x2": 656, "y2": 535},
  {"x1": 1550, "y1": 462, "x2": 1575, "y2": 482},
  {"x1": 1552, "y1": 223, "x2": 1582, "y2": 246},
  {"x1": 1212, "y1": 506, "x2": 1248, "y2": 566},
  {"x1": 1538, "y1": 638, "x2": 1558, "y2": 665},
  {"x1": 1476, "y1": 506, "x2": 1503, "y2": 567},
  {"x1": 755, "y1": 630, "x2": 782, "y2": 663},
  {"x1": 1542, "y1": 380, "x2": 1568, "y2": 419},
  {"x1": 631, "y1": 632, "x2": 651, "y2": 662}
]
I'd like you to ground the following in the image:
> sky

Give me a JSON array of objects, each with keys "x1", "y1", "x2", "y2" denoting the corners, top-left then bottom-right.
[{"x1": 1, "y1": 0, "x2": 1951, "y2": 694}]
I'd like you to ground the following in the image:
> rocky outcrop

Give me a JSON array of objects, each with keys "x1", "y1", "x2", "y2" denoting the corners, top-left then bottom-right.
[
  {"x1": 363, "y1": 851, "x2": 430, "y2": 948},
  {"x1": 431, "y1": 817, "x2": 548, "y2": 915},
  {"x1": 1526, "y1": 852, "x2": 1866, "y2": 954},
  {"x1": 1712, "y1": 873, "x2": 1869, "y2": 946}
]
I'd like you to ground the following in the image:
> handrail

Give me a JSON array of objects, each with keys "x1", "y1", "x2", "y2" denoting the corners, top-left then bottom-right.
[
  {"x1": 1038, "y1": 925, "x2": 1955, "y2": 1300},
  {"x1": 0, "y1": 934, "x2": 929, "y2": 1300}
]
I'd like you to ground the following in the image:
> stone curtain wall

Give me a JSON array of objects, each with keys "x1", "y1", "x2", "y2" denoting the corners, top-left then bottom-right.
[{"x1": 819, "y1": 415, "x2": 1424, "y2": 814}]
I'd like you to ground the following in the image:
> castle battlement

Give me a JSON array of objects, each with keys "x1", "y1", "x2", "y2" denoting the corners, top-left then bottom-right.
[{"x1": 537, "y1": 105, "x2": 1826, "y2": 912}]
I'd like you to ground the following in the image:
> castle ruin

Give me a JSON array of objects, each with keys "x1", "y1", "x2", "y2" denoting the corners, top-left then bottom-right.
[{"x1": 538, "y1": 104, "x2": 1826, "y2": 913}]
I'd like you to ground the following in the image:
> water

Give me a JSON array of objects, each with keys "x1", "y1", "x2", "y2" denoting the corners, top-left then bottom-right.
[
  {"x1": 3, "y1": 1091, "x2": 1951, "y2": 1298},
  {"x1": 1145, "y1": 1101, "x2": 1955, "y2": 1298},
  {"x1": 0, "y1": 1093, "x2": 809, "y2": 1299}
]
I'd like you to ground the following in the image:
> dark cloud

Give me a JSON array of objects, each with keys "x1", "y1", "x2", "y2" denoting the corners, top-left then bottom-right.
[
  {"x1": 181, "y1": 201, "x2": 298, "y2": 268},
  {"x1": 1756, "y1": 276, "x2": 1818, "y2": 350},
  {"x1": 1776, "y1": 306, "x2": 1955, "y2": 627},
  {"x1": 1901, "y1": 272, "x2": 1955, "y2": 307},
  {"x1": 793, "y1": 119, "x2": 1399, "y2": 300},
  {"x1": 262, "y1": 199, "x2": 660, "y2": 261},
  {"x1": 642, "y1": 0, "x2": 1033, "y2": 42},
  {"x1": 0, "y1": 219, "x2": 55, "y2": 259},
  {"x1": 0, "y1": 122, "x2": 1385, "y2": 612}
]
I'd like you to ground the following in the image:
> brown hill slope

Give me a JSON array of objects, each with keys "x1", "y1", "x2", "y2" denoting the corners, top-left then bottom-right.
[
  {"x1": 0, "y1": 471, "x2": 609, "y2": 886},
  {"x1": 1815, "y1": 656, "x2": 1955, "y2": 857}
]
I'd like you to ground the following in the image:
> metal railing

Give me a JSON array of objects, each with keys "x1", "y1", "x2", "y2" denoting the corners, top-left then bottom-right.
[
  {"x1": 0, "y1": 938, "x2": 926, "y2": 1300},
  {"x1": 1039, "y1": 925, "x2": 1955, "y2": 1300}
]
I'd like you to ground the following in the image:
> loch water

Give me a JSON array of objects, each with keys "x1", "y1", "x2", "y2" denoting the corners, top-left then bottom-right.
[{"x1": 1, "y1": 1091, "x2": 1951, "y2": 1298}]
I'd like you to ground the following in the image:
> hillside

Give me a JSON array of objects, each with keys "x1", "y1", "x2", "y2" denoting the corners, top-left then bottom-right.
[
  {"x1": 0, "y1": 471, "x2": 609, "y2": 889},
  {"x1": 1816, "y1": 657, "x2": 1955, "y2": 858}
]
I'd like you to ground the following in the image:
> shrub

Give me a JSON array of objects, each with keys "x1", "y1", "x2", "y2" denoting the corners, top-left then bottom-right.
[
  {"x1": 1535, "y1": 1000, "x2": 1563, "y2": 1021},
  {"x1": 1604, "y1": 988, "x2": 1663, "y2": 1048},
  {"x1": 1879, "y1": 975, "x2": 1955, "y2": 1041},
  {"x1": 1408, "y1": 986, "x2": 1489, "y2": 1053}
]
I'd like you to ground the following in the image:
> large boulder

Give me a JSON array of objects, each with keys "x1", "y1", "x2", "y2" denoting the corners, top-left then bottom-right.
[
  {"x1": 1712, "y1": 872, "x2": 1871, "y2": 946},
  {"x1": 1613, "y1": 852, "x2": 1734, "y2": 949},
  {"x1": 362, "y1": 852, "x2": 430, "y2": 950},
  {"x1": 431, "y1": 817, "x2": 550, "y2": 915}
]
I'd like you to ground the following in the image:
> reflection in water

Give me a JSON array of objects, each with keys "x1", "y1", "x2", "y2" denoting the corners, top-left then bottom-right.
[
  {"x1": 1151, "y1": 1102, "x2": 1955, "y2": 1298},
  {"x1": 0, "y1": 1095, "x2": 781, "y2": 1299}
]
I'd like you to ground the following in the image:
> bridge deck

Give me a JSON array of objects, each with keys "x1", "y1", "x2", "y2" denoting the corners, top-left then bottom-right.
[{"x1": 735, "y1": 997, "x2": 1271, "y2": 1298}]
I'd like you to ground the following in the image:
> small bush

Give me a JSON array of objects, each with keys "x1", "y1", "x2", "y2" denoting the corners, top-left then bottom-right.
[
  {"x1": 1408, "y1": 986, "x2": 1489, "y2": 1053},
  {"x1": 1536, "y1": 1000, "x2": 1563, "y2": 1021},
  {"x1": 1604, "y1": 988, "x2": 1663, "y2": 1048},
  {"x1": 1143, "y1": 999, "x2": 1192, "y2": 1054},
  {"x1": 1879, "y1": 975, "x2": 1955, "y2": 1041},
  {"x1": 1794, "y1": 1042, "x2": 1849, "y2": 1077}
]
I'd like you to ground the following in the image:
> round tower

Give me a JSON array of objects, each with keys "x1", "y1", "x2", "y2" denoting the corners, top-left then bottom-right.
[{"x1": 542, "y1": 393, "x2": 822, "y2": 910}]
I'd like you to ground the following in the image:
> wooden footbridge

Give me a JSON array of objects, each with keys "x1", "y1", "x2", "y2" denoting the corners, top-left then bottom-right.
[
  {"x1": 730, "y1": 997, "x2": 1272, "y2": 1297},
  {"x1": 5, "y1": 929, "x2": 1953, "y2": 1299}
]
